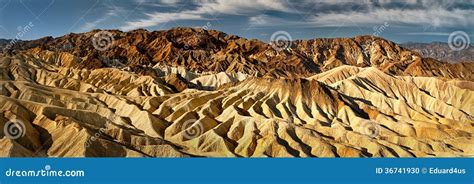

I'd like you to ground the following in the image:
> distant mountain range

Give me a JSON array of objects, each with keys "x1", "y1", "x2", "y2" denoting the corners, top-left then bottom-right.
[
  {"x1": 1, "y1": 28, "x2": 472, "y2": 80},
  {"x1": 401, "y1": 42, "x2": 473, "y2": 63},
  {"x1": 2, "y1": 33, "x2": 472, "y2": 68}
]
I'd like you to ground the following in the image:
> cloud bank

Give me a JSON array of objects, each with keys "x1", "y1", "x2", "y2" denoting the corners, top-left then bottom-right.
[{"x1": 117, "y1": 0, "x2": 473, "y2": 31}]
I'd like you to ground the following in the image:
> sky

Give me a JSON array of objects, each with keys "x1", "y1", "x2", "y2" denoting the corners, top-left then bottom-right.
[{"x1": 0, "y1": 0, "x2": 472, "y2": 43}]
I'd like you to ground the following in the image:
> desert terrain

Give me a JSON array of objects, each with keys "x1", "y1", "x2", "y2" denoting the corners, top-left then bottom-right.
[{"x1": 0, "y1": 28, "x2": 473, "y2": 157}]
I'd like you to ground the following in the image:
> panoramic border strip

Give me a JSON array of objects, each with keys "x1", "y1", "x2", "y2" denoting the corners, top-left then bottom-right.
[{"x1": 0, "y1": 158, "x2": 472, "y2": 184}]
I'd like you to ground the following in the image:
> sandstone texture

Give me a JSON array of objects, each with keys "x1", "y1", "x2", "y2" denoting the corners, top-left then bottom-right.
[{"x1": 0, "y1": 28, "x2": 472, "y2": 157}]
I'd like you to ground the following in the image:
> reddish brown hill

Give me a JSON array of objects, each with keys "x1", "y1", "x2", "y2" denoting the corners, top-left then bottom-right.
[{"x1": 2, "y1": 27, "x2": 473, "y2": 80}]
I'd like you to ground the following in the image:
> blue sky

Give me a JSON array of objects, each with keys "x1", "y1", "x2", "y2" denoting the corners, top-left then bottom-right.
[{"x1": 0, "y1": 0, "x2": 472, "y2": 43}]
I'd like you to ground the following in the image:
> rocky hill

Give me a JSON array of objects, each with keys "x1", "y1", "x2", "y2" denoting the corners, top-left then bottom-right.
[
  {"x1": 401, "y1": 42, "x2": 473, "y2": 63},
  {"x1": 3, "y1": 28, "x2": 473, "y2": 80}
]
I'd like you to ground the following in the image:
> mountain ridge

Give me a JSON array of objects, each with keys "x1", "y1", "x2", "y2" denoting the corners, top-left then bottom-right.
[
  {"x1": 2, "y1": 27, "x2": 472, "y2": 81},
  {"x1": 401, "y1": 42, "x2": 473, "y2": 63}
]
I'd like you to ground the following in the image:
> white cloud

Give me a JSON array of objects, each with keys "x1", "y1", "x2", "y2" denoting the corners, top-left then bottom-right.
[
  {"x1": 79, "y1": 17, "x2": 108, "y2": 32},
  {"x1": 121, "y1": 0, "x2": 474, "y2": 30},
  {"x1": 401, "y1": 32, "x2": 451, "y2": 36},
  {"x1": 191, "y1": 0, "x2": 290, "y2": 15},
  {"x1": 121, "y1": 12, "x2": 205, "y2": 30},
  {"x1": 134, "y1": 0, "x2": 181, "y2": 5},
  {"x1": 249, "y1": 14, "x2": 290, "y2": 25},
  {"x1": 249, "y1": 1, "x2": 474, "y2": 28},
  {"x1": 160, "y1": 0, "x2": 181, "y2": 5},
  {"x1": 78, "y1": 2, "x2": 127, "y2": 32},
  {"x1": 308, "y1": 8, "x2": 473, "y2": 28},
  {"x1": 121, "y1": 0, "x2": 291, "y2": 30}
]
